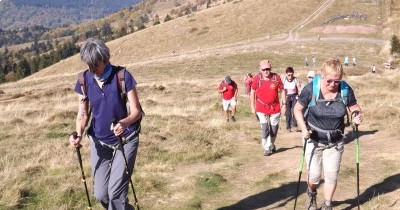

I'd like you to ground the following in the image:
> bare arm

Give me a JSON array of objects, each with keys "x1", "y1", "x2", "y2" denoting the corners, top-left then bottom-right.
[
  {"x1": 294, "y1": 101, "x2": 311, "y2": 139},
  {"x1": 113, "y1": 88, "x2": 142, "y2": 136},
  {"x1": 348, "y1": 104, "x2": 362, "y2": 125},
  {"x1": 69, "y1": 95, "x2": 89, "y2": 148}
]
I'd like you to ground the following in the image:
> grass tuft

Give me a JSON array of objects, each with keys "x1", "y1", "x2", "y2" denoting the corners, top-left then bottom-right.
[{"x1": 195, "y1": 172, "x2": 226, "y2": 190}]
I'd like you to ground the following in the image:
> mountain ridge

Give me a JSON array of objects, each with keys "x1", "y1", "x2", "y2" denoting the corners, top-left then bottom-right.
[{"x1": 0, "y1": 0, "x2": 141, "y2": 29}]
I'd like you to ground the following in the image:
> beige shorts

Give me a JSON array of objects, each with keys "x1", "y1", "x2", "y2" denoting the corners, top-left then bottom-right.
[
  {"x1": 222, "y1": 98, "x2": 237, "y2": 111},
  {"x1": 305, "y1": 139, "x2": 344, "y2": 184}
]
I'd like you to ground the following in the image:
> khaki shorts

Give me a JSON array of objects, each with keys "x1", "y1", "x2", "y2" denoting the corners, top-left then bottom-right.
[
  {"x1": 305, "y1": 139, "x2": 344, "y2": 184},
  {"x1": 222, "y1": 98, "x2": 237, "y2": 111}
]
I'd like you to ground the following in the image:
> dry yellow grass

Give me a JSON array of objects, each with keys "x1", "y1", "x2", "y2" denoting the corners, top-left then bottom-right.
[{"x1": 0, "y1": 0, "x2": 399, "y2": 209}]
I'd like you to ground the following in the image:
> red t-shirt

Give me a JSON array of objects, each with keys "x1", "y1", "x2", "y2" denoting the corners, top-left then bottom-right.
[
  {"x1": 251, "y1": 73, "x2": 283, "y2": 114},
  {"x1": 219, "y1": 81, "x2": 237, "y2": 100}
]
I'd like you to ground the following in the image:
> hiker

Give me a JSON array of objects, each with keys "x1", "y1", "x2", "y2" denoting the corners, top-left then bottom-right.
[
  {"x1": 243, "y1": 73, "x2": 253, "y2": 95},
  {"x1": 281, "y1": 67, "x2": 301, "y2": 132},
  {"x1": 69, "y1": 38, "x2": 142, "y2": 209},
  {"x1": 307, "y1": 70, "x2": 316, "y2": 83},
  {"x1": 305, "y1": 57, "x2": 309, "y2": 66},
  {"x1": 312, "y1": 56, "x2": 316, "y2": 67},
  {"x1": 293, "y1": 58, "x2": 362, "y2": 210},
  {"x1": 250, "y1": 60, "x2": 284, "y2": 156},
  {"x1": 218, "y1": 75, "x2": 238, "y2": 122},
  {"x1": 344, "y1": 56, "x2": 349, "y2": 66},
  {"x1": 352, "y1": 56, "x2": 357, "y2": 66},
  {"x1": 371, "y1": 64, "x2": 376, "y2": 73}
]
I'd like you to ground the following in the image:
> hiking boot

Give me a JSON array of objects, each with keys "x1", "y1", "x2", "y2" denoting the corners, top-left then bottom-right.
[
  {"x1": 306, "y1": 188, "x2": 317, "y2": 210},
  {"x1": 320, "y1": 201, "x2": 333, "y2": 210},
  {"x1": 231, "y1": 116, "x2": 236, "y2": 122},
  {"x1": 263, "y1": 149, "x2": 273, "y2": 156}
]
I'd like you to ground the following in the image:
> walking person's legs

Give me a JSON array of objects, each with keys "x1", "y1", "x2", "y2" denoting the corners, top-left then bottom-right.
[
  {"x1": 108, "y1": 137, "x2": 139, "y2": 210},
  {"x1": 285, "y1": 96, "x2": 291, "y2": 131},
  {"x1": 321, "y1": 141, "x2": 344, "y2": 209},
  {"x1": 305, "y1": 140, "x2": 322, "y2": 210},
  {"x1": 222, "y1": 99, "x2": 230, "y2": 122},
  {"x1": 230, "y1": 99, "x2": 237, "y2": 121},
  {"x1": 90, "y1": 139, "x2": 113, "y2": 208}
]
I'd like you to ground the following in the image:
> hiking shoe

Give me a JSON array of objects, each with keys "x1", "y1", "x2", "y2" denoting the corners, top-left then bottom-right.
[
  {"x1": 263, "y1": 149, "x2": 273, "y2": 156},
  {"x1": 231, "y1": 116, "x2": 236, "y2": 122},
  {"x1": 320, "y1": 201, "x2": 333, "y2": 210},
  {"x1": 306, "y1": 188, "x2": 317, "y2": 210},
  {"x1": 272, "y1": 146, "x2": 276, "y2": 153}
]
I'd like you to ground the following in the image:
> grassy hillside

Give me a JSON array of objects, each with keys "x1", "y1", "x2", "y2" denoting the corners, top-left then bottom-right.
[{"x1": 0, "y1": 0, "x2": 399, "y2": 209}]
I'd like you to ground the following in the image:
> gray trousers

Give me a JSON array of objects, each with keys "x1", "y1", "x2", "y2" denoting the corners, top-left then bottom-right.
[{"x1": 89, "y1": 135, "x2": 139, "y2": 210}]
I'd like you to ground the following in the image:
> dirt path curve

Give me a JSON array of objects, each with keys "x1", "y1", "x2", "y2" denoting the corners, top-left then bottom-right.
[{"x1": 122, "y1": 0, "x2": 384, "y2": 68}]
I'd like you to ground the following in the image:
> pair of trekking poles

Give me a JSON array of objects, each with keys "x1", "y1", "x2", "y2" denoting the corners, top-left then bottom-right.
[
  {"x1": 293, "y1": 112, "x2": 361, "y2": 210},
  {"x1": 72, "y1": 129, "x2": 140, "y2": 210}
]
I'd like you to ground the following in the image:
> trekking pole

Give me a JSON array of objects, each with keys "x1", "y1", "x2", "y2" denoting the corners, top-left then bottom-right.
[
  {"x1": 352, "y1": 111, "x2": 361, "y2": 210},
  {"x1": 112, "y1": 121, "x2": 140, "y2": 210},
  {"x1": 294, "y1": 138, "x2": 307, "y2": 210},
  {"x1": 71, "y1": 132, "x2": 92, "y2": 210}
]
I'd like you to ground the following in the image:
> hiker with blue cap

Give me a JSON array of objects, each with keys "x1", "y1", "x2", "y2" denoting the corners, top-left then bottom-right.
[{"x1": 218, "y1": 75, "x2": 238, "y2": 122}]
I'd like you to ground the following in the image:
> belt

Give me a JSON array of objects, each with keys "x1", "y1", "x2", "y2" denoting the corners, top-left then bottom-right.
[{"x1": 308, "y1": 122, "x2": 343, "y2": 145}]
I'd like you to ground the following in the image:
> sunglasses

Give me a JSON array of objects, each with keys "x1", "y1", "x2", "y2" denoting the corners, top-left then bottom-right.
[
  {"x1": 326, "y1": 79, "x2": 341, "y2": 85},
  {"x1": 261, "y1": 68, "x2": 271, "y2": 71}
]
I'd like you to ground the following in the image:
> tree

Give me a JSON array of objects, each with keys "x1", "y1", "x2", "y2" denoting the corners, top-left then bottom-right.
[
  {"x1": 153, "y1": 14, "x2": 160, "y2": 25},
  {"x1": 391, "y1": 35, "x2": 400, "y2": 55},
  {"x1": 16, "y1": 58, "x2": 31, "y2": 79},
  {"x1": 164, "y1": 14, "x2": 172, "y2": 22},
  {"x1": 100, "y1": 22, "x2": 113, "y2": 40}
]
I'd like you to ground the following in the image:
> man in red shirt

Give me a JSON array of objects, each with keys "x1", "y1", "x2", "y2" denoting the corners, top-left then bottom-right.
[
  {"x1": 218, "y1": 75, "x2": 238, "y2": 122},
  {"x1": 250, "y1": 60, "x2": 284, "y2": 156}
]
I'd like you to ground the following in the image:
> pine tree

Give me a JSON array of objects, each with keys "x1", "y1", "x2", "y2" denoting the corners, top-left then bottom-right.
[{"x1": 391, "y1": 35, "x2": 400, "y2": 55}]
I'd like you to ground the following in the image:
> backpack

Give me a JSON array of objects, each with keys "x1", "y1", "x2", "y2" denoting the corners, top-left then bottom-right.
[
  {"x1": 78, "y1": 65, "x2": 144, "y2": 131},
  {"x1": 306, "y1": 74, "x2": 351, "y2": 126},
  {"x1": 308, "y1": 74, "x2": 349, "y2": 107}
]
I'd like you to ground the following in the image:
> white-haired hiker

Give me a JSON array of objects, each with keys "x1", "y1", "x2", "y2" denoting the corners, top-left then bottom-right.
[{"x1": 69, "y1": 38, "x2": 142, "y2": 209}]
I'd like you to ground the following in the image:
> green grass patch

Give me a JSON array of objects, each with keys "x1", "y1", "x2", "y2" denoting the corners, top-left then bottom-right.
[
  {"x1": 46, "y1": 132, "x2": 69, "y2": 139},
  {"x1": 256, "y1": 171, "x2": 287, "y2": 187},
  {"x1": 195, "y1": 172, "x2": 226, "y2": 190}
]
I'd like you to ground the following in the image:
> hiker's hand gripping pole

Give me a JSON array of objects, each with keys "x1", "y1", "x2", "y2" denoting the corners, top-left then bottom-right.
[
  {"x1": 351, "y1": 111, "x2": 361, "y2": 210},
  {"x1": 294, "y1": 138, "x2": 308, "y2": 210},
  {"x1": 71, "y1": 132, "x2": 92, "y2": 210},
  {"x1": 111, "y1": 121, "x2": 140, "y2": 210}
]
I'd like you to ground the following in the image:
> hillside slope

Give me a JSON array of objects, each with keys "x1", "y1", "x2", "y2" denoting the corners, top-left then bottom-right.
[{"x1": 0, "y1": 0, "x2": 399, "y2": 209}]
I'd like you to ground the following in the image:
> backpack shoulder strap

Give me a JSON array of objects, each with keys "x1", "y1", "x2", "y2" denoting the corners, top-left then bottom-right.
[
  {"x1": 340, "y1": 80, "x2": 349, "y2": 106},
  {"x1": 78, "y1": 70, "x2": 89, "y2": 102},
  {"x1": 257, "y1": 72, "x2": 262, "y2": 88},
  {"x1": 115, "y1": 66, "x2": 126, "y2": 96},
  {"x1": 309, "y1": 75, "x2": 321, "y2": 107}
]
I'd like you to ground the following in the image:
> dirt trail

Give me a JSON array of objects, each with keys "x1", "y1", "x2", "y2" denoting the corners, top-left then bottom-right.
[{"x1": 122, "y1": 0, "x2": 383, "y2": 68}]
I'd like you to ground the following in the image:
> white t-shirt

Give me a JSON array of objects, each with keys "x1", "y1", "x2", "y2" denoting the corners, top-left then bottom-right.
[{"x1": 283, "y1": 77, "x2": 299, "y2": 95}]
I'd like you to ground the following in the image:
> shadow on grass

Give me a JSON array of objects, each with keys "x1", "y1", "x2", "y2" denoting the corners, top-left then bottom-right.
[
  {"x1": 342, "y1": 129, "x2": 378, "y2": 144},
  {"x1": 216, "y1": 181, "x2": 307, "y2": 210},
  {"x1": 274, "y1": 146, "x2": 302, "y2": 154},
  {"x1": 334, "y1": 173, "x2": 400, "y2": 209}
]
